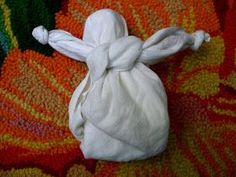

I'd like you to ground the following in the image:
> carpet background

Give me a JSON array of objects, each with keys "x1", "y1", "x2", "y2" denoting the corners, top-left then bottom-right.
[{"x1": 0, "y1": 0, "x2": 236, "y2": 176}]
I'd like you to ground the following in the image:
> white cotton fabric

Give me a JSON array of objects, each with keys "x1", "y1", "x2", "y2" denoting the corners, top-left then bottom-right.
[{"x1": 32, "y1": 9, "x2": 210, "y2": 161}]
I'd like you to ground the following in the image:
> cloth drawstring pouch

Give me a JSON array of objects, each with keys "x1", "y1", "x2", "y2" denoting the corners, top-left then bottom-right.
[{"x1": 32, "y1": 9, "x2": 210, "y2": 162}]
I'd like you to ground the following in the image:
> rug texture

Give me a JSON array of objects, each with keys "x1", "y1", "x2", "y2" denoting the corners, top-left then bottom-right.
[{"x1": 0, "y1": 0, "x2": 236, "y2": 176}]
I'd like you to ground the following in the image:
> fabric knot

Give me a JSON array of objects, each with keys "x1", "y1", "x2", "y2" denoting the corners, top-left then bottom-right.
[
  {"x1": 32, "y1": 25, "x2": 49, "y2": 45},
  {"x1": 86, "y1": 36, "x2": 143, "y2": 81},
  {"x1": 191, "y1": 30, "x2": 210, "y2": 51}
]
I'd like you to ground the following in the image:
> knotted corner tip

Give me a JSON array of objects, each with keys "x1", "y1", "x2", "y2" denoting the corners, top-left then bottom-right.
[
  {"x1": 191, "y1": 30, "x2": 211, "y2": 51},
  {"x1": 32, "y1": 25, "x2": 49, "y2": 45},
  {"x1": 204, "y1": 33, "x2": 211, "y2": 42}
]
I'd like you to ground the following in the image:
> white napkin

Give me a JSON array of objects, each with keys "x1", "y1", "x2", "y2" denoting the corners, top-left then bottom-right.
[{"x1": 32, "y1": 9, "x2": 210, "y2": 161}]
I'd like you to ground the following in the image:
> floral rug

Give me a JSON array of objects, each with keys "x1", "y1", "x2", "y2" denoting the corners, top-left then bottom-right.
[{"x1": 0, "y1": 0, "x2": 235, "y2": 176}]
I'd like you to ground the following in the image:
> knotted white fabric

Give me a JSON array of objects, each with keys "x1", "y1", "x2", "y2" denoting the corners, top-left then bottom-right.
[{"x1": 32, "y1": 9, "x2": 210, "y2": 161}]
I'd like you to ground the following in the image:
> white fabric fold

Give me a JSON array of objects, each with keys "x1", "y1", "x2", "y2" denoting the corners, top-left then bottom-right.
[{"x1": 32, "y1": 9, "x2": 210, "y2": 161}]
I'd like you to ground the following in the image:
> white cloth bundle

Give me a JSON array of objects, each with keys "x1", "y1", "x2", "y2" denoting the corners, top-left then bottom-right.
[{"x1": 32, "y1": 9, "x2": 210, "y2": 161}]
